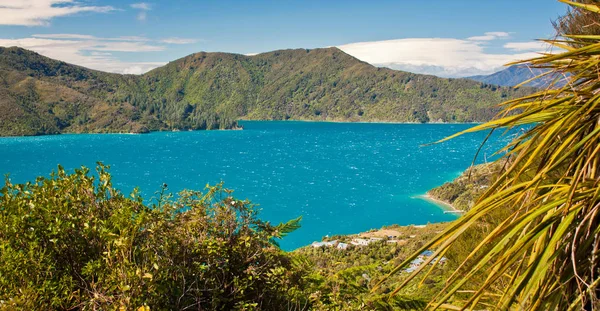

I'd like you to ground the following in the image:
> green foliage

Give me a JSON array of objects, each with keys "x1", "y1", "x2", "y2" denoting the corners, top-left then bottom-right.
[
  {"x1": 0, "y1": 164, "x2": 310, "y2": 310},
  {"x1": 0, "y1": 46, "x2": 532, "y2": 136},
  {"x1": 427, "y1": 162, "x2": 502, "y2": 211},
  {"x1": 383, "y1": 1, "x2": 600, "y2": 309},
  {"x1": 295, "y1": 224, "x2": 450, "y2": 310}
]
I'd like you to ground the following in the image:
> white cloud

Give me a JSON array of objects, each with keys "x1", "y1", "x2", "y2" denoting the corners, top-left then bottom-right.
[
  {"x1": 504, "y1": 41, "x2": 548, "y2": 52},
  {"x1": 130, "y1": 2, "x2": 151, "y2": 21},
  {"x1": 32, "y1": 33, "x2": 96, "y2": 40},
  {"x1": 160, "y1": 37, "x2": 198, "y2": 44},
  {"x1": 486, "y1": 32, "x2": 511, "y2": 37},
  {"x1": 32, "y1": 34, "x2": 150, "y2": 42},
  {"x1": 467, "y1": 31, "x2": 510, "y2": 41},
  {"x1": 89, "y1": 41, "x2": 164, "y2": 52},
  {"x1": 338, "y1": 33, "x2": 544, "y2": 77},
  {"x1": 121, "y1": 63, "x2": 162, "y2": 74},
  {"x1": 90, "y1": 51, "x2": 112, "y2": 56},
  {"x1": 131, "y1": 2, "x2": 151, "y2": 10},
  {"x1": 110, "y1": 35, "x2": 149, "y2": 42},
  {"x1": 0, "y1": 35, "x2": 166, "y2": 74},
  {"x1": 0, "y1": 0, "x2": 115, "y2": 26}
]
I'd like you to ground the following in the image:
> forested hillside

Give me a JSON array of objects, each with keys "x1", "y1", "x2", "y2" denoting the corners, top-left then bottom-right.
[
  {"x1": 0, "y1": 47, "x2": 149, "y2": 136},
  {"x1": 427, "y1": 162, "x2": 502, "y2": 211},
  {"x1": 0, "y1": 46, "x2": 531, "y2": 136}
]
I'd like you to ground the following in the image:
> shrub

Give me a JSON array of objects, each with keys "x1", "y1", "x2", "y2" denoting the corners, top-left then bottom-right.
[{"x1": 0, "y1": 164, "x2": 308, "y2": 310}]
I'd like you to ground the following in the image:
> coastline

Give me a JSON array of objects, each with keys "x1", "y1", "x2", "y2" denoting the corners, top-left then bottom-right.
[
  {"x1": 295, "y1": 193, "x2": 465, "y2": 251},
  {"x1": 417, "y1": 194, "x2": 464, "y2": 213},
  {"x1": 0, "y1": 126, "x2": 242, "y2": 139},
  {"x1": 0, "y1": 120, "x2": 480, "y2": 138},
  {"x1": 239, "y1": 118, "x2": 482, "y2": 125}
]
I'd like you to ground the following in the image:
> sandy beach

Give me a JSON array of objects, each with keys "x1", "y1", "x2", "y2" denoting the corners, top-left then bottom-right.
[{"x1": 417, "y1": 194, "x2": 465, "y2": 213}]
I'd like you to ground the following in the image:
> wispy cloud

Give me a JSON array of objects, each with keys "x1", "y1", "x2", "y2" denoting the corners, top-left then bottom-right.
[
  {"x1": 504, "y1": 41, "x2": 548, "y2": 51},
  {"x1": 130, "y1": 2, "x2": 151, "y2": 21},
  {"x1": 131, "y1": 2, "x2": 151, "y2": 10},
  {"x1": 0, "y1": 0, "x2": 115, "y2": 26},
  {"x1": 31, "y1": 33, "x2": 96, "y2": 40},
  {"x1": 467, "y1": 31, "x2": 510, "y2": 41},
  {"x1": 0, "y1": 34, "x2": 170, "y2": 74},
  {"x1": 0, "y1": 32, "x2": 201, "y2": 74},
  {"x1": 338, "y1": 32, "x2": 547, "y2": 77},
  {"x1": 160, "y1": 37, "x2": 199, "y2": 44},
  {"x1": 32, "y1": 34, "x2": 151, "y2": 42}
]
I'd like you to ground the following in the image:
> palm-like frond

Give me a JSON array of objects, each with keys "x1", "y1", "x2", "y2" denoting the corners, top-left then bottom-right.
[
  {"x1": 379, "y1": 1, "x2": 600, "y2": 309},
  {"x1": 272, "y1": 216, "x2": 303, "y2": 239}
]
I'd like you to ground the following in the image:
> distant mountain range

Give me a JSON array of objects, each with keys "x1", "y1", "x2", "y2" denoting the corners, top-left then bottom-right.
[
  {"x1": 467, "y1": 65, "x2": 561, "y2": 88},
  {"x1": 0, "y1": 46, "x2": 532, "y2": 136}
]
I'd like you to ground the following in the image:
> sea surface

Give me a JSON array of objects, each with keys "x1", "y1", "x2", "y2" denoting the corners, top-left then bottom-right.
[{"x1": 0, "y1": 121, "x2": 511, "y2": 250}]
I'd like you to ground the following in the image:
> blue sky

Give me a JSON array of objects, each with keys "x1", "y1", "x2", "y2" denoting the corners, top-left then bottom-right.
[{"x1": 0, "y1": 0, "x2": 567, "y2": 77}]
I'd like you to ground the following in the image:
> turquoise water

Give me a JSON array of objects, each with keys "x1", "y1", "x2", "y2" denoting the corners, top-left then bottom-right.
[{"x1": 0, "y1": 121, "x2": 507, "y2": 250}]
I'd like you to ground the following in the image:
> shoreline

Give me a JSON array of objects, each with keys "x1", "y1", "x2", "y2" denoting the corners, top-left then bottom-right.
[
  {"x1": 0, "y1": 120, "x2": 481, "y2": 138},
  {"x1": 239, "y1": 119, "x2": 482, "y2": 125},
  {"x1": 294, "y1": 222, "x2": 451, "y2": 252},
  {"x1": 293, "y1": 194, "x2": 465, "y2": 251},
  {"x1": 0, "y1": 127, "x2": 242, "y2": 139},
  {"x1": 416, "y1": 194, "x2": 464, "y2": 213}
]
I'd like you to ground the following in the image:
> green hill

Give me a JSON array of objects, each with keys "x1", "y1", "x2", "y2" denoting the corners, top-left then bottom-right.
[
  {"x1": 0, "y1": 47, "x2": 148, "y2": 136},
  {"x1": 427, "y1": 162, "x2": 502, "y2": 212},
  {"x1": 0, "y1": 46, "x2": 531, "y2": 136}
]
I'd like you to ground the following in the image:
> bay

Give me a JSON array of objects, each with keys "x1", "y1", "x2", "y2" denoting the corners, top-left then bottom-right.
[{"x1": 0, "y1": 121, "x2": 509, "y2": 250}]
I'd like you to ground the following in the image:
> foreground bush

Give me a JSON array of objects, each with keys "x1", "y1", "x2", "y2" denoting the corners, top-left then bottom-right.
[{"x1": 0, "y1": 164, "x2": 308, "y2": 310}]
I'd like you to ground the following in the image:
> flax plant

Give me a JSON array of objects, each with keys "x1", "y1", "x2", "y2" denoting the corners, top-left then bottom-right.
[{"x1": 378, "y1": 1, "x2": 600, "y2": 309}]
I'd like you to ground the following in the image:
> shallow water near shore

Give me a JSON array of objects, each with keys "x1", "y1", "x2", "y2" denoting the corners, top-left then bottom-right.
[{"x1": 0, "y1": 121, "x2": 511, "y2": 250}]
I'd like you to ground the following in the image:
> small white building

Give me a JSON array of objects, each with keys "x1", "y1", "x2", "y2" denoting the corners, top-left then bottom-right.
[
  {"x1": 311, "y1": 242, "x2": 324, "y2": 248},
  {"x1": 402, "y1": 250, "x2": 448, "y2": 273},
  {"x1": 349, "y1": 237, "x2": 385, "y2": 246},
  {"x1": 351, "y1": 238, "x2": 371, "y2": 246},
  {"x1": 337, "y1": 242, "x2": 349, "y2": 250},
  {"x1": 311, "y1": 240, "x2": 338, "y2": 248}
]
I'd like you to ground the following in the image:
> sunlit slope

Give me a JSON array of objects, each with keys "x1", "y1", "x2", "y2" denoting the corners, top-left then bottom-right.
[{"x1": 0, "y1": 46, "x2": 531, "y2": 136}]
